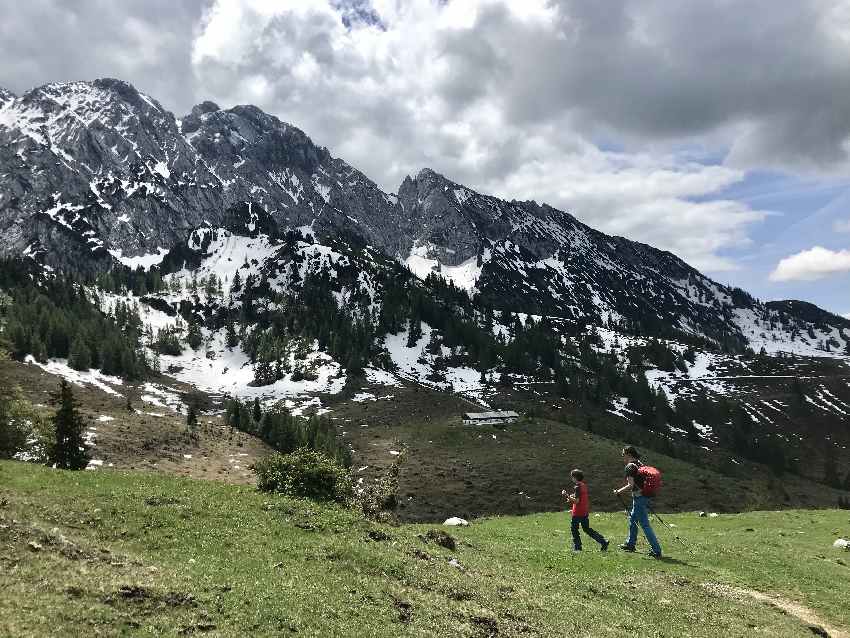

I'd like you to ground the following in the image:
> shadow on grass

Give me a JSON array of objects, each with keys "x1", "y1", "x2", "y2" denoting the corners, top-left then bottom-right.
[{"x1": 655, "y1": 556, "x2": 692, "y2": 567}]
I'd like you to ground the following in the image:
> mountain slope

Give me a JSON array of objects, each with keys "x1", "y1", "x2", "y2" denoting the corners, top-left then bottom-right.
[
  {"x1": 2, "y1": 78, "x2": 848, "y2": 356},
  {"x1": 2, "y1": 78, "x2": 850, "y2": 501},
  {"x1": 398, "y1": 168, "x2": 850, "y2": 355}
]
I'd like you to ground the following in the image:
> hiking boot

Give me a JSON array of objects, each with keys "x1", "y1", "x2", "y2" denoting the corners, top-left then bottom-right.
[
  {"x1": 618, "y1": 543, "x2": 636, "y2": 552},
  {"x1": 648, "y1": 550, "x2": 663, "y2": 559},
  {"x1": 600, "y1": 540, "x2": 610, "y2": 552}
]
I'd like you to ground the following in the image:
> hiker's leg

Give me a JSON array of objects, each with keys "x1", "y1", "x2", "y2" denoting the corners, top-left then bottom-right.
[
  {"x1": 580, "y1": 516, "x2": 607, "y2": 546},
  {"x1": 636, "y1": 497, "x2": 662, "y2": 554},
  {"x1": 625, "y1": 498, "x2": 639, "y2": 547},
  {"x1": 571, "y1": 516, "x2": 582, "y2": 550}
]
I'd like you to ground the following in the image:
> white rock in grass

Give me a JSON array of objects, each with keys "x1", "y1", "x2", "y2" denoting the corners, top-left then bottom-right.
[
  {"x1": 834, "y1": 538, "x2": 849, "y2": 550},
  {"x1": 444, "y1": 517, "x2": 469, "y2": 527}
]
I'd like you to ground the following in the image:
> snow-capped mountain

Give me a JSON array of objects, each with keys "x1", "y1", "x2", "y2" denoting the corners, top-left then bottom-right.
[{"x1": 1, "y1": 78, "x2": 849, "y2": 358}]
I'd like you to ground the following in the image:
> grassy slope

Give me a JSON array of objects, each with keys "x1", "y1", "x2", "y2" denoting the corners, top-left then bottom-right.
[
  {"x1": 330, "y1": 383, "x2": 847, "y2": 522},
  {"x1": 2, "y1": 461, "x2": 849, "y2": 637},
  {"x1": 0, "y1": 357, "x2": 273, "y2": 483},
  {"x1": 4, "y1": 356, "x2": 846, "y2": 524}
]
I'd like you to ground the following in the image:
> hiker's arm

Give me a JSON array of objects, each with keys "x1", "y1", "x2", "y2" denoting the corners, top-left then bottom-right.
[{"x1": 613, "y1": 477, "x2": 634, "y2": 495}]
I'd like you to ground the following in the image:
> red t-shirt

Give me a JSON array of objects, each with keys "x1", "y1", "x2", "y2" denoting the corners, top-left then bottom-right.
[{"x1": 571, "y1": 481, "x2": 590, "y2": 517}]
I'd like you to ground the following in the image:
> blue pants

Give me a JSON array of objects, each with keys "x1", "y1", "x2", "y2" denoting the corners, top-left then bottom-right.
[
  {"x1": 626, "y1": 496, "x2": 662, "y2": 554},
  {"x1": 571, "y1": 515, "x2": 607, "y2": 550}
]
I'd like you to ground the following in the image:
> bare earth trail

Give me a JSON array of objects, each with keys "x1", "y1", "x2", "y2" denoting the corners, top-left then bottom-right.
[{"x1": 704, "y1": 583, "x2": 849, "y2": 638}]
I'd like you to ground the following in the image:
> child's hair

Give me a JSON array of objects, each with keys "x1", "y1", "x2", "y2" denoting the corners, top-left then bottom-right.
[
  {"x1": 570, "y1": 469, "x2": 584, "y2": 482},
  {"x1": 622, "y1": 445, "x2": 640, "y2": 459}
]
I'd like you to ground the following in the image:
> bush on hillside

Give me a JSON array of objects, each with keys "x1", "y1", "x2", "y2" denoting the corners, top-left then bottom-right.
[
  {"x1": 357, "y1": 447, "x2": 405, "y2": 521},
  {"x1": 0, "y1": 387, "x2": 30, "y2": 459},
  {"x1": 254, "y1": 448, "x2": 353, "y2": 503}
]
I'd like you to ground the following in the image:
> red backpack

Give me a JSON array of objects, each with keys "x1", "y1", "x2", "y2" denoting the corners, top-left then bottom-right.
[{"x1": 637, "y1": 465, "x2": 662, "y2": 497}]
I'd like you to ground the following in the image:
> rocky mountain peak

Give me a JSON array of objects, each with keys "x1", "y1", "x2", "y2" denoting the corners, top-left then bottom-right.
[
  {"x1": 2, "y1": 77, "x2": 849, "y2": 359},
  {"x1": 191, "y1": 100, "x2": 220, "y2": 117},
  {"x1": 0, "y1": 86, "x2": 15, "y2": 107}
]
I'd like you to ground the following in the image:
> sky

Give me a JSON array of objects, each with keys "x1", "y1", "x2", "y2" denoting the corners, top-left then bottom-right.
[{"x1": 0, "y1": 0, "x2": 848, "y2": 316}]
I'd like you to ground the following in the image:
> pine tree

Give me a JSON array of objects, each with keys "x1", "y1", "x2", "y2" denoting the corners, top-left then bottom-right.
[
  {"x1": 68, "y1": 334, "x2": 91, "y2": 371},
  {"x1": 252, "y1": 398, "x2": 262, "y2": 424},
  {"x1": 653, "y1": 388, "x2": 672, "y2": 430},
  {"x1": 31, "y1": 334, "x2": 47, "y2": 363},
  {"x1": 50, "y1": 380, "x2": 89, "y2": 470},
  {"x1": 187, "y1": 321, "x2": 203, "y2": 350},
  {"x1": 253, "y1": 359, "x2": 273, "y2": 386},
  {"x1": 731, "y1": 404, "x2": 753, "y2": 457},
  {"x1": 186, "y1": 403, "x2": 198, "y2": 436},
  {"x1": 824, "y1": 445, "x2": 840, "y2": 488},
  {"x1": 225, "y1": 318, "x2": 238, "y2": 349},
  {"x1": 406, "y1": 316, "x2": 422, "y2": 347},
  {"x1": 684, "y1": 419, "x2": 700, "y2": 443}
]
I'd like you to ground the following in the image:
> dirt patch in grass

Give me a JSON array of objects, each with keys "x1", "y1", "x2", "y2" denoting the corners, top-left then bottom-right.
[
  {"x1": 423, "y1": 529, "x2": 457, "y2": 551},
  {"x1": 703, "y1": 582, "x2": 849, "y2": 638}
]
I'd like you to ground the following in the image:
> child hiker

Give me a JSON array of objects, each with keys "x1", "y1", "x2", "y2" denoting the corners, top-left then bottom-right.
[
  {"x1": 613, "y1": 445, "x2": 663, "y2": 559},
  {"x1": 562, "y1": 469, "x2": 609, "y2": 552}
]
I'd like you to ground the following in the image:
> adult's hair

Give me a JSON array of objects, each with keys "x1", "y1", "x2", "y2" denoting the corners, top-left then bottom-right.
[
  {"x1": 570, "y1": 469, "x2": 584, "y2": 481},
  {"x1": 622, "y1": 445, "x2": 640, "y2": 459}
]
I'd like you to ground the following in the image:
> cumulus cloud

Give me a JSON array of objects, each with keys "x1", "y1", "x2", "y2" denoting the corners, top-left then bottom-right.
[
  {"x1": 769, "y1": 246, "x2": 850, "y2": 282},
  {"x1": 189, "y1": 0, "x2": 788, "y2": 270},
  {"x1": 3, "y1": 0, "x2": 850, "y2": 272},
  {"x1": 0, "y1": 0, "x2": 207, "y2": 109}
]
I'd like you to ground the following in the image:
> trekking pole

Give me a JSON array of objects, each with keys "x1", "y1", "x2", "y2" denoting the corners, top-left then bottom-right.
[
  {"x1": 647, "y1": 505, "x2": 692, "y2": 553},
  {"x1": 615, "y1": 492, "x2": 630, "y2": 517}
]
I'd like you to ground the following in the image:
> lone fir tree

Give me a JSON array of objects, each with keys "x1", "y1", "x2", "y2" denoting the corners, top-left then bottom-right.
[
  {"x1": 186, "y1": 403, "x2": 199, "y2": 437},
  {"x1": 187, "y1": 320, "x2": 203, "y2": 350},
  {"x1": 51, "y1": 379, "x2": 89, "y2": 470},
  {"x1": 225, "y1": 318, "x2": 239, "y2": 349}
]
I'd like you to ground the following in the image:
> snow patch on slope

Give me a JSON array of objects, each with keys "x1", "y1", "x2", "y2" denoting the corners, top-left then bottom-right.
[
  {"x1": 108, "y1": 247, "x2": 169, "y2": 270},
  {"x1": 24, "y1": 356, "x2": 124, "y2": 396},
  {"x1": 159, "y1": 331, "x2": 346, "y2": 406},
  {"x1": 405, "y1": 243, "x2": 484, "y2": 292}
]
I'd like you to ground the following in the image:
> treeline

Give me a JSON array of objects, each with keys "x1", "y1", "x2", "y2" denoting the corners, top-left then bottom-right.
[
  {"x1": 0, "y1": 261, "x2": 151, "y2": 379},
  {"x1": 544, "y1": 330, "x2": 798, "y2": 475},
  {"x1": 223, "y1": 397, "x2": 351, "y2": 467}
]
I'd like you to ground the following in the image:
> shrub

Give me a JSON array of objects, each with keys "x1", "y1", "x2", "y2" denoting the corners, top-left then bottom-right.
[
  {"x1": 254, "y1": 448, "x2": 353, "y2": 503},
  {"x1": 0, "y1": 379, "x2": 47, "y2": 461},
  {"x1": 358, "y1": 448, "x2": 405, "y2": 521},
  {"x1": 0, "y1": 387, "x2": 29, "y2": 459}
]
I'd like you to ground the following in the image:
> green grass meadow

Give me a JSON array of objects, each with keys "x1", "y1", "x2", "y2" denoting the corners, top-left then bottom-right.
[{"x1": 1, "y1": 460, "x2": 848, "y2": 637}]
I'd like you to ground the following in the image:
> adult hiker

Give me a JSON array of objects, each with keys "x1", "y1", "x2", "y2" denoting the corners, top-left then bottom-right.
[{"x1": 613, "y1": 445, "x2": 662, "y2": 558}]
